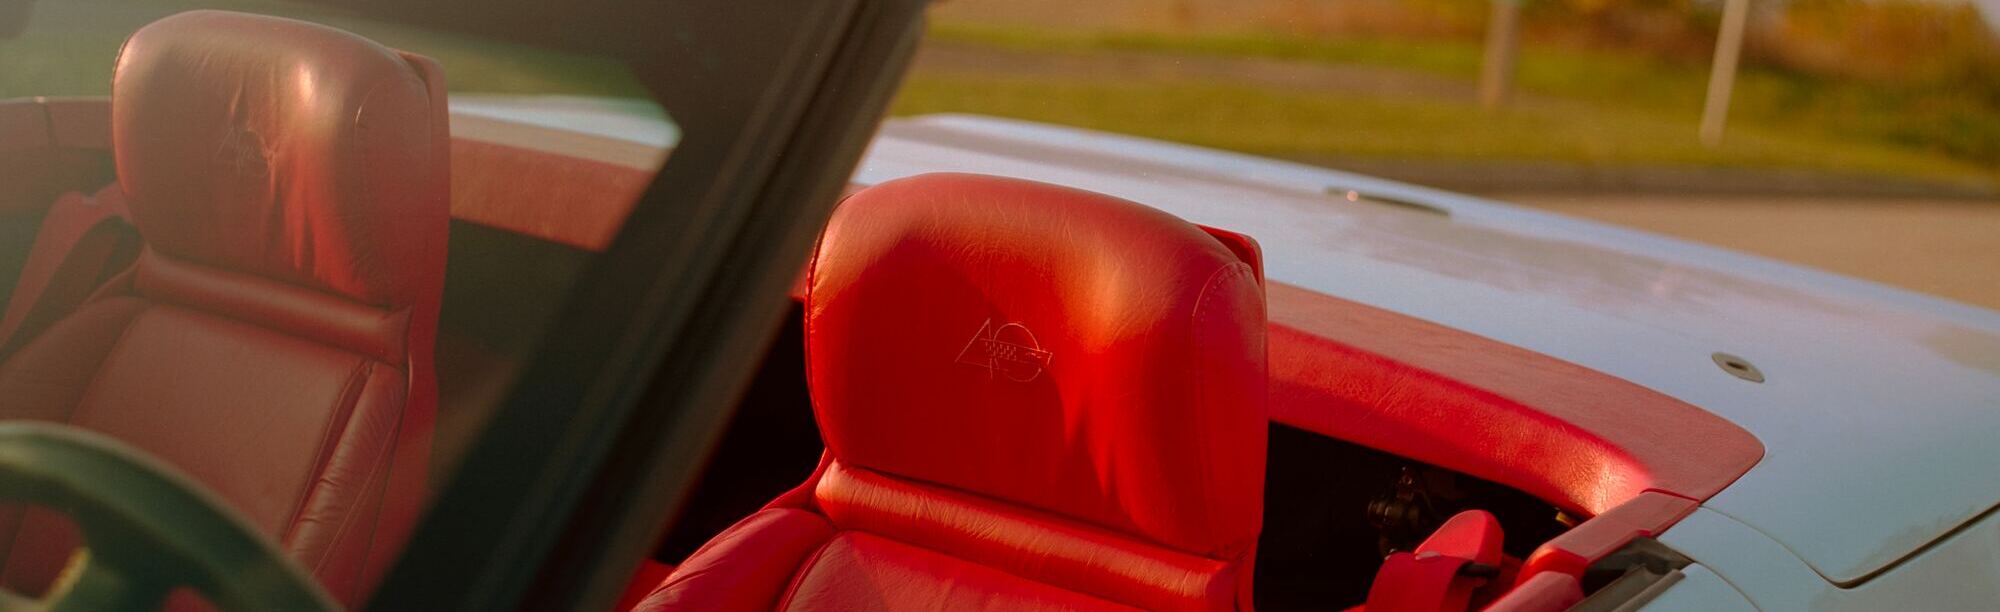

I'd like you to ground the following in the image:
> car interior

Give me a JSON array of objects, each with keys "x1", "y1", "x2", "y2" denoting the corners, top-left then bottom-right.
[
  {"x1": 0, "y1": 7, "x2": 1765, "y2": 612},
  {"x1": 0, "y1": 10, "x2": 447, "y2": 607}
]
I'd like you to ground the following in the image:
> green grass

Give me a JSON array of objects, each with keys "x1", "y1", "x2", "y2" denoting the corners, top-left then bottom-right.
[
  {"x1": 0, "y1": 0, "x2": 647, "y2": 98},
  {"x1": 893, "y1": 74, "x2": 1991, "y2": 181},
  {"x1": 929, "y1": 22, "x2": 1482, "y2": 77},
  {"x1": 914, "y1": 22, "x2": 1999, "y2": 183}
]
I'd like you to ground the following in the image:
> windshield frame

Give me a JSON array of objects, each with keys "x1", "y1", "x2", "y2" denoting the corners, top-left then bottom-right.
[{"x1": 273, "y1": 0, "x2": 932, "y2": 609}]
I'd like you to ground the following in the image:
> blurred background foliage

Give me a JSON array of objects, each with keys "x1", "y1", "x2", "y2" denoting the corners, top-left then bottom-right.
[
  {"x1": 1, "y1": 0, "x2": 1993, "y2": 186},
  {"x1": 904, "y1": 0, "x2": 1998, "y2": 186},
  {"x1": 0, "y1": 0, "x2": 646, "y2": 100}
]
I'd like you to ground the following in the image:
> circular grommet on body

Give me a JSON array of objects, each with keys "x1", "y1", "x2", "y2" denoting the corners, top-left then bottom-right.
[{"x1": 1712, "y1": 352, "x2": 1764, "y2": 383}]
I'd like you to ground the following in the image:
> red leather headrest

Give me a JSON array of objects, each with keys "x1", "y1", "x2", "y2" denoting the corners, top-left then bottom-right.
[
  {"x1": 806, "y1": 173, "x2": 1269, "y2": 557},
  {"x1": 112, "y1": 10, "x2": 447, "y2": 307}
]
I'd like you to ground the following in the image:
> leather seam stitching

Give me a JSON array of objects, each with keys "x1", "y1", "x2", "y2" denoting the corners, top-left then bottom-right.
[
  {"x1": 288, "y1": 359, "x2": 382, "y2": 590},
  {"x1": 345, "y1": 394, "x2": 411, "y2": 601},
  {"x1": 800, "y1": 199, "x2": 838, "y2": 506},
  {"x1": 1187, "y1": 261, "x2": 1254, "y2": 560},
  {"x1": 773, "y1": 532, "x2": 839, "y2": 611},
  {"x1": 301, "y1": 374, "x2": 402, "y2": 607},
  {"x1": 306, "y1": 431, "x2": 396, "y2": 596}
]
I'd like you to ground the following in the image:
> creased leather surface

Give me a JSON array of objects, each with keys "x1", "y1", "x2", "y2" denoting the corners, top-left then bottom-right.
[
  {"x1": 644, "y1": 173, "x2": 1269, "y2": 611},
  {"x1": 113, "y1": 11, "x2": 443, "y2": 308},
  {"x1": 0, "y1": 10, "x2": 448, "y2": 607}
]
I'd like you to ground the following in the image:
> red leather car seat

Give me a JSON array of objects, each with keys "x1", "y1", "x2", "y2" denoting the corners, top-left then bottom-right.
[
  {"x1": 639, "y1": 173, "x2": 1270, "y2": 611},
  {"x1": 0, "y1": 186, "x2": 137, "y2": 357},
  {"x1": 0, "y1": 11, "x2": 449, "y2": 605}
]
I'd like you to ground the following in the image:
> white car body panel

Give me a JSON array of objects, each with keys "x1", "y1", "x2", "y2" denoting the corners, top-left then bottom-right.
[
  {"x1": 448, "y1": 97, "x2": 2000, "y2": 600},
  {"x1": 1660, "y1": 507, "x2": 2000, "y2": 610}
]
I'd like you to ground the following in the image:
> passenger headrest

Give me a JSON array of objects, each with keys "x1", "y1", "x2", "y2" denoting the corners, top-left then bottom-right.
[
  {"x1": 112, "y1": 10, "x2": 448, "y2": 307},
  {"x1": 806, "y1": 173, "x2": 1269, "y2": 557}
]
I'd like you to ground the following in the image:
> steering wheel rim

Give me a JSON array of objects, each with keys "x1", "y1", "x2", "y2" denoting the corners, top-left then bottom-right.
[{"x1": 0, "y1": 422, "x2": 335, "y2": 611}]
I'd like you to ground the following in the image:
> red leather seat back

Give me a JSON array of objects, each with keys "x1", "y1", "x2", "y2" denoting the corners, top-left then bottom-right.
[
  {"x1": 807, "y1": 173, "x2": 1268, "y2": 555},
  {"x1": 0, "y1": 11, "x2": 448, "y2": 605},
  {"x1": 645, "y1": 173, "x2": 1268, "y2": 611}
]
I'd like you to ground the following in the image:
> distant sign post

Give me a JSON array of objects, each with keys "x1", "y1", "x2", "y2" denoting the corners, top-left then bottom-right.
[
  {"x1": 1701, "y1": 0, "x2": 1752, "y2": 146},
  {"x1": 1479, "y1": 0, "x2": 1522, "y2": 110}
]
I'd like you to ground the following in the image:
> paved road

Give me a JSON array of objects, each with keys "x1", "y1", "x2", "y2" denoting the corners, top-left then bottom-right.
[{"x1": 1502, "y1": 193, "x2": 2000, "y2": 312}]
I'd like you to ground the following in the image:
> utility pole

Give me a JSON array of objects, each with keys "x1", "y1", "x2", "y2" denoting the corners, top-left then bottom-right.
[
  {"x1": 1479, "y1": 0, "x2": 1523, "y2": 110},
  {"x1": 1700, "y1": 0, "x2": 1751, "y2": 146}
]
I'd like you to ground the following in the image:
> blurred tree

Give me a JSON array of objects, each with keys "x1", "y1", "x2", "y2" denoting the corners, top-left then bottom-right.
[
  {"x1": 1480, "y1": 0, "x2": 1523, "y2": 109},
  {"x1": 1700, "y1": 0, "x2": 1750, "y2": 145}
]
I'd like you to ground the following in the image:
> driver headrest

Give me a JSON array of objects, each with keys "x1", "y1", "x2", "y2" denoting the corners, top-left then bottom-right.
[
  {"x1": 112, "y1": 10, "x2": 448, "y2": 307},
  {"x1": 805, "y1": 173, "x2": 1269, "y2": 556}
]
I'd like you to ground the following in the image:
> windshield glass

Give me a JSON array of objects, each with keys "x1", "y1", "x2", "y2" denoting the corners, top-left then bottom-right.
[{"x1": 0, "y1": 0, "x2": 677, "y2": 606}]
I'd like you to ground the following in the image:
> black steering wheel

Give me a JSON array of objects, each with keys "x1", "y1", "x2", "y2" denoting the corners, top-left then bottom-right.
[{"x1": 0, "y1": 423, "x2": 334, "y2": 611}]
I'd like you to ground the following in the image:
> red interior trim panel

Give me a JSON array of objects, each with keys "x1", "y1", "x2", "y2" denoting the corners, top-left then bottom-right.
[{"x1": 1264, "y1": 281, "x2": 1764, "y2": 517}]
